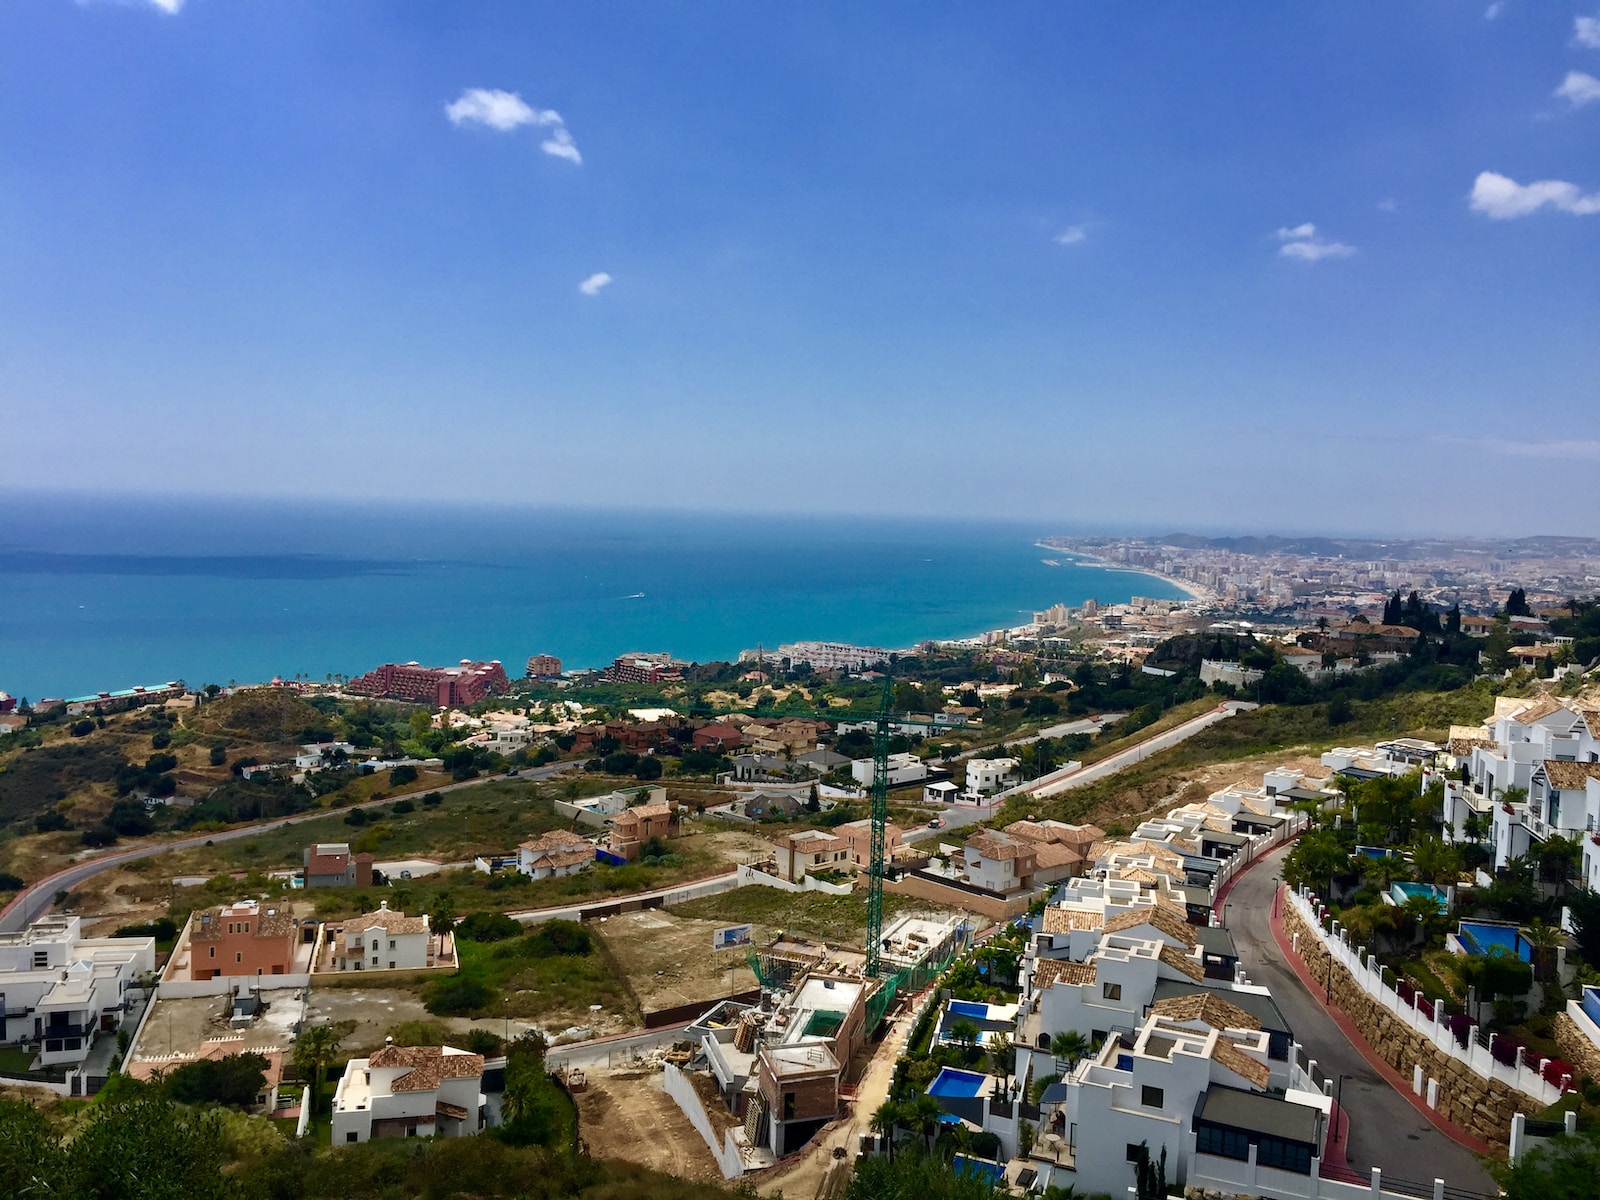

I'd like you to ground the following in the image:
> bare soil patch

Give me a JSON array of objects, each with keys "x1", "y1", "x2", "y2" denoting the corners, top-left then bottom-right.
[
  {"x1": 576, "y1": 1070, "x2": 723, "y2": 1183},
  {"x1": 595, "y1": 908, "x2": 759, "y2": 1016}
]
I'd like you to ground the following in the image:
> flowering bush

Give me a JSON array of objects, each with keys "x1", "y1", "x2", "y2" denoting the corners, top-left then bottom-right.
[
  {"x1": 1446, "y1": 1013, "x2": 1472, "y2": 1049},
  {"x1": 1490, "y1": 1036, "x2": 1523, "y2": 1068},
  {"x1": 1543, "y1": 1057, "x2": 1574, "y2": 1088}
]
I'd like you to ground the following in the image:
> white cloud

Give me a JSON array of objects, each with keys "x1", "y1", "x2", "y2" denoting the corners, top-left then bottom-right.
[
  {"x1": 147, "y1": 0, "x2": 183, "y2": 11},
  {"x1": 578, "y1": 272, "x2": 613, "y2": 296},
  {"x1": 1053, "y1": 225, "x2": 1088, "y2": 246},
  {"x1": 445, "y1": 88, "x2": 550, "y2": 132},
  {"x1": 1436, "y1": 435, "x2": 1600, "y2": 462},
  {"x1": 445, "y1": 87, "x2": 583, "y2": 162},
  {"x1": 541, "y1": 126, "x2": 583, "y2": 165},
  {"x1": 1556, "y1": 70, "x2": 1600, "y2": 108},
  {"x1": 78, "y1": 0, "x2": 185, "y2": 11},
  {"x1": 1275, "y1": 223, "x2": 1355, "y2": 261},
  {"x1": 1484, "y1": 1, "x2": 1504, "y2": 19},
  {"x1": 1469, "y1": 170, "x2": 1600, "y2": 218},
  {"x1": 1576, "y1": 15, "x2": 1600, "y2": 49},
  {"x1": 1377, "y1": 198, "x2": 1400, "y2": 213}
]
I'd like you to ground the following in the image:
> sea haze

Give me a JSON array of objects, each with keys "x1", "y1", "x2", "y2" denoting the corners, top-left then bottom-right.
[{"x1": 0, "y1": 494, "x2": 1186, "y2": 700}]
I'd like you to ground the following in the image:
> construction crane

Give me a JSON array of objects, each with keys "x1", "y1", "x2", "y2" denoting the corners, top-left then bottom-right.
[{"x1": 684, "y1": 666, "x2": 952, "y2": 977}]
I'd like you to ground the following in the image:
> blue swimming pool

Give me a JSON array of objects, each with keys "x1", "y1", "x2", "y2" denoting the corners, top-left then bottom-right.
[
  {"x1": 1391, "y1": 882, "x2": 1448, "y2": 914},
  {"x1": 948, "y1": 1000, "x2": 990, "y2": 1019},
  {"x1": 1457, "y1": 921, "x2": 1532, "y2": 962},
  {"x1": 952, "y1": 1155, "x2": 1004, "y2": 1184},
  {"x1": 926, "y1": 1067, "x2": 988, "y2": 1098}
]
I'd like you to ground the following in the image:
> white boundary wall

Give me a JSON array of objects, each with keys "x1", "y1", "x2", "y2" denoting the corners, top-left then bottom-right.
[
  {"x1": 662, "y1": 1062, "x2": 748, "y2": 1179},
  {"x1": 1288, "y1": 886, "x2": 1565, "y2": 1106},
  {"x1": 1210, "y1": 810, "x2": 1310, "y2": 902},
  {"x1": 735, "y1": 864, "x2": 855, "y2": 896}
]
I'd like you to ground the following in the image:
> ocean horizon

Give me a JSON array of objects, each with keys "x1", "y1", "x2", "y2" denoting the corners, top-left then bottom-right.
[{"x1": 0, "y1": 494, "x2": 1187, "y2": 701}]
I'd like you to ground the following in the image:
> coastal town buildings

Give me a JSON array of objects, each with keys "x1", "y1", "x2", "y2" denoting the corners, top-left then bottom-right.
[
  {"x1": 347, "y1": 660, "x2": 510, "y2": 707},
  {"x1": 303, "y1": 843, "x2": 374, "y2": 889},
  {"x1": 325, "y1": 903, "x2": 432, "y2": 972},
  {"x1": 524, "y1": 654, "x2": 563, "y2": 679},
  {"x1": 609, "y1": 799, "x2": 679, "y2": 861},
  {"x1": 187, "y1": 900, "x2": 298, "y2": 981},
  {"x1": 602, "y1": 652, "x2": 682, "y2": 685}
]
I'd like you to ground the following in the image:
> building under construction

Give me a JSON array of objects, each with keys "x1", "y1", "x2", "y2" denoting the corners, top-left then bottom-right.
[{"x1": 682, "y1": 913, "x2": 969, "y2": 1164}]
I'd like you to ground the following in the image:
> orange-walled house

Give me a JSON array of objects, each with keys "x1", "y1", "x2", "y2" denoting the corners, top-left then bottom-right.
[
  {"x1": 609, "y1": 801, "x2": 679, "y2": 861},
  {"x1": 189, "y1": 900, "x2": 297, "y2": 980}
]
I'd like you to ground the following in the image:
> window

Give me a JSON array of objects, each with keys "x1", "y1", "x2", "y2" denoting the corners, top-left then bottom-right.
[
  {"x1": 1141, "y1": 1085, "x2": 1164, "y2": 1108},
  {"x1": 32, "y1": 951, "x2": 48, "y2": 968},
  {"x1": 235, "y1": 952, "x2": 242, "y2": 963},
  {"x1": 1103, "y1": 982, "x2": 1122, "y2": 1000},
  {"x1": 1125, "y1": 1143, "x2": 1142, "y2": 1163},
  {"x1": 1196, "y1": 1123, "x2": 1250, "y2": 1162},
  {"x1": 208, "y1": 947, "x2": 215, "y2": 958},
  {"x1": 1257, "y1": 1135, "x2": 1312, "y2": 1174},
  {"x1": 389, "y1": 961, "x2": 396, "y2": 969},
  {"x1": 389, "y1": 940, "x2": 396, "y2": 950},
  {"x1": 346, "y1": 1132, "x2": 358, "y2": 1144}
]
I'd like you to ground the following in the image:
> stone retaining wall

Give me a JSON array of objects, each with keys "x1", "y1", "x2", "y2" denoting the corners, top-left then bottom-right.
[
  {"x1": 1552, "y1": 1012, "x2": 1600, "y2": 1088},
  {"x1": 1283, "y1": 900, "x2": 1537, "y2": 1145}
]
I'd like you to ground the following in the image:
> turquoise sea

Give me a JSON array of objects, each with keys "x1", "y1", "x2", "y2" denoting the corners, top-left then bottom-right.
[{"x1": 0, "y1": 495, "x2": 1186, "y2": 701}]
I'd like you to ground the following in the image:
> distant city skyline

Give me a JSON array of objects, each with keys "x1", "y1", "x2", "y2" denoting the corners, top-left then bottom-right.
[{"x1": 3, "y1": 3, "x2": 1598, "y2": 535}]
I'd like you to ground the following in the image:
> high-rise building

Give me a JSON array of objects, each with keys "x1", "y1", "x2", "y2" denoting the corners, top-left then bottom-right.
[
  {"x1": 347, "y1": 660, "x2": 509, "y2": 707},
  {"x1": 525, "y1": 654, "x2": 564, "y2": 679}
]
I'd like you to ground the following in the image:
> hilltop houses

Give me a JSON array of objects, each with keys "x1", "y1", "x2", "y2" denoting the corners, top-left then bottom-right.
[
  {"x1": 0, "y1": 915, "x2": 155, "y2": 1067},
  {"x1": 332, "y1": 1041, "x2": 487, "y2": 1143}
]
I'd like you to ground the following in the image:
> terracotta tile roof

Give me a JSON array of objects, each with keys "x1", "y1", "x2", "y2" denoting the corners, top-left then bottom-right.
[
  {"x1": 343, "y1": 908, "x2": 428, "y2": 935},
  {"x1": 368, "y1": 1045, "x2": 485, "y2": 1091},
  {"x1": 774, "y1": 830, "x2": 847, "y2": 853},
  {"x1": 1003, "y1": 820, "x2": 1051, "y2": 843},
  {"x1": 1116, "y1": 867, "x2": 1166, "y2": 886},
  {"x1": 1041, "y1": 907, "x2": 1103, "y2": 934},
  {"x1": 966, "y1": 832, "x2": 1031, "y2": 861},
  {"x1": 1059, "y1": 823, "x2": 1106, "y2": 845},
  {"x1": 1448, "y1": 737, "x2": 1492, "y2": 757},
  {"x1": 1507, "y1": 696, "x2": 1565, "y2": 725},
  {"x1": 1103, "y1": 905, "x2": 1197, "y2": 948},
  {"x1": 1210, "y1": 1037, "x2": 1271, "y2": 1089},
  {"x1": 1034, "y1": 842, "x2": 1084, "y2": 869},
  {"x1": 521, "y1": 830, "x2": 589, "y2": 853},
  {"x1": 1158, "y1": 944, "x2": 1204, "y2": 981},
  {"x1": 305, "y1": 845, "x2": 351, "y2": 875},
  {"x1": 1541, "y1": 760, "x2": 1600, "y2": 790},
  {"x1": 1032, "y1": 959, "x2": 1097, "y2": 989},
  {"x1": 542, "y1": 848, "x2": 593, "y2": 869},
  {"x1": 1150, "y1": 993, "x2": 1262, "y2": 1032},
  {"x1": 191, "y1": 905, "x2": 295, "y2": 943}
]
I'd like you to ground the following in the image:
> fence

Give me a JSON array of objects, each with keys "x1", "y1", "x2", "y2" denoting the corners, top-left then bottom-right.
[
  {"x1": 1287, "y1": 887, "x2": 1566, "y2": 1107},
  {"x1": 1210, "y1": 810, "x2": 1310, "y2": 903},
  {"x1": 662, "y1": 1061, "x2": 748, "y2": 1179}
]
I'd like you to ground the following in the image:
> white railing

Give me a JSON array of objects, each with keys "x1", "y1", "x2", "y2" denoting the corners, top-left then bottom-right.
[
  {"x1": 1210, "y1": 810, "x2": 1311, "y2": 903},
  {"x1": 1287, "y1": 887, "x2": 1566, "y2": 1107}
]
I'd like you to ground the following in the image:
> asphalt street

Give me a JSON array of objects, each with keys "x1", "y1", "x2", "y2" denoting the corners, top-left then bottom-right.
[
  {"x1": 1227, "y1": 842, "x2": 1497, "y2": 1195},
  {"x1": 0, "y1": 761, "x2": 579, "y2": 933}
]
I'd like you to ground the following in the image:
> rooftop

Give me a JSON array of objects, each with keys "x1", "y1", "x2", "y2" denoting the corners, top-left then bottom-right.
[{"x1": 1198, "y1": 1084, "x2": 1320, "y2": 1144}]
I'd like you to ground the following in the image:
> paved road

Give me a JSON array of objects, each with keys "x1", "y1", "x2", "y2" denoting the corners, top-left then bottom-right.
[
  {"x1": 0, "y1": 761, "x2": 579, "y2": 933},
  {"x1": 1228, "y1": 843, "x2": 1496, "y2": 1194},
  {"x1": 1021, "y1": 701, "x2": 1257, "y2": 800},
  {"x1": 546, "y1": 1022, "x2": 694, "y2": 1069},
  {"x1": 901, "y1": 800, "x2": 1000, "y2": 845}
]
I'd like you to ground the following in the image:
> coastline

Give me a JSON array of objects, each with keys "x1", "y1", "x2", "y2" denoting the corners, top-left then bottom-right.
[{"x1": 1032, "y1": 542, "x2": 1213, "y2": 605}]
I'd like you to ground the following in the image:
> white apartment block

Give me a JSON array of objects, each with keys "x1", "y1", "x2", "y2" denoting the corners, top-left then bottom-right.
[
  {"x1": 0, "y1": 915, "x2": 155, "y2": 1067},
  {"x1": 965, "y1": 757, "x2": 1020, "y2": 798},
  {"x1": 850, "y1": 752, "x2": 929, "y2": 788}
]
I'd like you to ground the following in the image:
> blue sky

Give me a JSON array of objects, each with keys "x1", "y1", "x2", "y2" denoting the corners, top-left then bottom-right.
[{"x1": 3, "y1": 2, "x2": 1598, "y2": 536}]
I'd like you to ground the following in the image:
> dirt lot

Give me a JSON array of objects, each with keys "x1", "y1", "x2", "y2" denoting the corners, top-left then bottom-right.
[
  {"x1": 300, "y1": 986, "x2": 443, "y2": 1058},
  {"x1": 594, "y1": 908, "x2": 758, "y2": 1017},
  {"x1": 575, "y1": 1069, "x2": 724, "y2": 1183},
  {"x1": 1072, "y1": 749, "x2": 1327, "y2": 830}
]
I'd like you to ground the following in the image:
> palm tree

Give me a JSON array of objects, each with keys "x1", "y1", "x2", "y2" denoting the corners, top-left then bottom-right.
[
  {"x1": 1523, "y1": 919, "x2": 1563, "y2": 984},
  {"x1": 908, "y1": 1095, "x2": 944, "y2": 1154},
  {"x1": 1050, "y1": 1030, "x2": 1090, "y2": 1075},
  {"x1": 870, "y1": 1100, "x2": 902, "y2": 1162},
  {"x1": 949, "y1": 1019, "x2": 981, "y2": 1060},
  {"x1": 293, "y1": 1024, "x2": 343, "y2": 1117}
]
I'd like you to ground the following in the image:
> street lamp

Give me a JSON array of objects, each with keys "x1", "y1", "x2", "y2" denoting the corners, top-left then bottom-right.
[{"x1": 1335, "y1": 1073, "x2": 1353, "y2": 1144}]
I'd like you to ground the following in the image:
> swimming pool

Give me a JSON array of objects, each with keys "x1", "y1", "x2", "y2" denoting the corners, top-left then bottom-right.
[
  {"x1": 1391, "y1": 882, "x2": 1448, "y2": 913},
  {"x1": 948, "y1": 1000, "x2": 991, "y2": 1020},
  {"x1": 926, "y1": 1067, "x2": 989, "y2": 1098},
  {"x1": 1457, "y1": 921, "x2": 1532, "y2": 962},
  {"x1": 951, "y1": 1155, "x2": 1004, "y2": 1184}
]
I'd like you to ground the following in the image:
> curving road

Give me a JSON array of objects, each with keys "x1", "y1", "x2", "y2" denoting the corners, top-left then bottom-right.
[
  {"x1": 0, "y1": 761, "x2": 578, "y2": 934},
  {"x1": 1227, "y1": 842, "x2": 1496, "y2": 1193}
]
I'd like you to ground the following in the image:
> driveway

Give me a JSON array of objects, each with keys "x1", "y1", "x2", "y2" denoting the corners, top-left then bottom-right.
[
  {"x1": 1022, "y1": 701, "x2": 1256, "y2": 800},
  {"x1": 1227, "y1": 843, "x2": 1496, "y2": 1193}
]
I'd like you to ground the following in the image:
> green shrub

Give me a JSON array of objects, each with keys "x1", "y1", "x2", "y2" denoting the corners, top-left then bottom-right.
[
  {"x1": 425, "y1": 974, "x2": 494, "y2": 1016},
  {"x1": 457, "y1": 912, "x2": 524, "y2": 943}
]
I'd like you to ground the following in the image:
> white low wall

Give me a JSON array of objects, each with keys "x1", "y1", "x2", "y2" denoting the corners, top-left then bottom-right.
[
  {"x1": 1210, "y1": 811, "x2": 1310, "y2": 902},
  {"x1": 662, "y1": 1062, "x2": 747, "y2": 1179},
  {"x1": 1289, "y1": 887, "x2": 1565, "y2": 1106},
  {"x1": 735, "y1": 864, "x2": 855, "y2": 896},
  {"x1": 1189, "y1": 1150, "x2": 1445, "y2": 1200},
  {"x1": 157, "y1": 972, "x2": 312, "y2": 999}
]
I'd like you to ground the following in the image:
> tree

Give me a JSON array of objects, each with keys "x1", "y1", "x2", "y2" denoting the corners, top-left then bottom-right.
[
  {"x1": 62, "y1": 1084, "x2": 235, "y2": 1199},
  {"x1": 1495, "y1": 1126, "x2": 1600, "y2": 1200},
  {"x1": 1131, "y1": 1141, "x2": 1169, "y2": 1200},
  {"x1": 389, "y1": 763, "x2": 418, "y2": 787},
  {"x1": 1327, "y1": 692, "x2": 1354, "y2": 727},
  {"x1": 293, "y1": 1024, "x2": 343, "y2": 1116},
  {"x1": 1411, "y1": 837, "x2": 1461, "y2": 886},
  {"x1": 949, "y1": 1019, "x2": 981, "y2": 1059},
  {"x1": 870, "y1": 1099, "x2": 903, "y2": 1162},
  {"x1": 1566, "y1": 888, "x2": 1600, "y2": 965},
  {"x1": 162, "y1": 1052, "x2": 269, "y2": 1107},
  {"x1": 1049, "y1": 1030, "x2": 1090, "y2": 1075},
  {"x1": 431, "y1": 897, "x2": 458, "y2": 941},
  {"x1": 1283, "y1": 830, "x2": 1347, "y2": 895},
  {"x1": 907, "y1": 1094, "x2": 944, "y2": 1153},
  {"x1": 1523, "y1": 919, "x2": 1564, "y2": 984},
  {"x1": 1505, "y1": 587, "x2": 1531, "y2": 617}
]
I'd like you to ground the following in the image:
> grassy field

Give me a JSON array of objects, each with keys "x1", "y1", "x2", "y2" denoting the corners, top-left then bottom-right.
[
  {"x1": 1002, "y1": 685, "x2": 1498, "y2": 829},
  {"x1": 670, "y1": 885, "x2": 957, "y2": 945},
  {"x1": 446, "y1": 929, "x2": 640, "y2": 1026}
]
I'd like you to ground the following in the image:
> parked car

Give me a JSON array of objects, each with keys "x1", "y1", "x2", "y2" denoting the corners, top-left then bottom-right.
[{"x1": 927, "y1": 817, "x2": 943, "y2": 829}]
